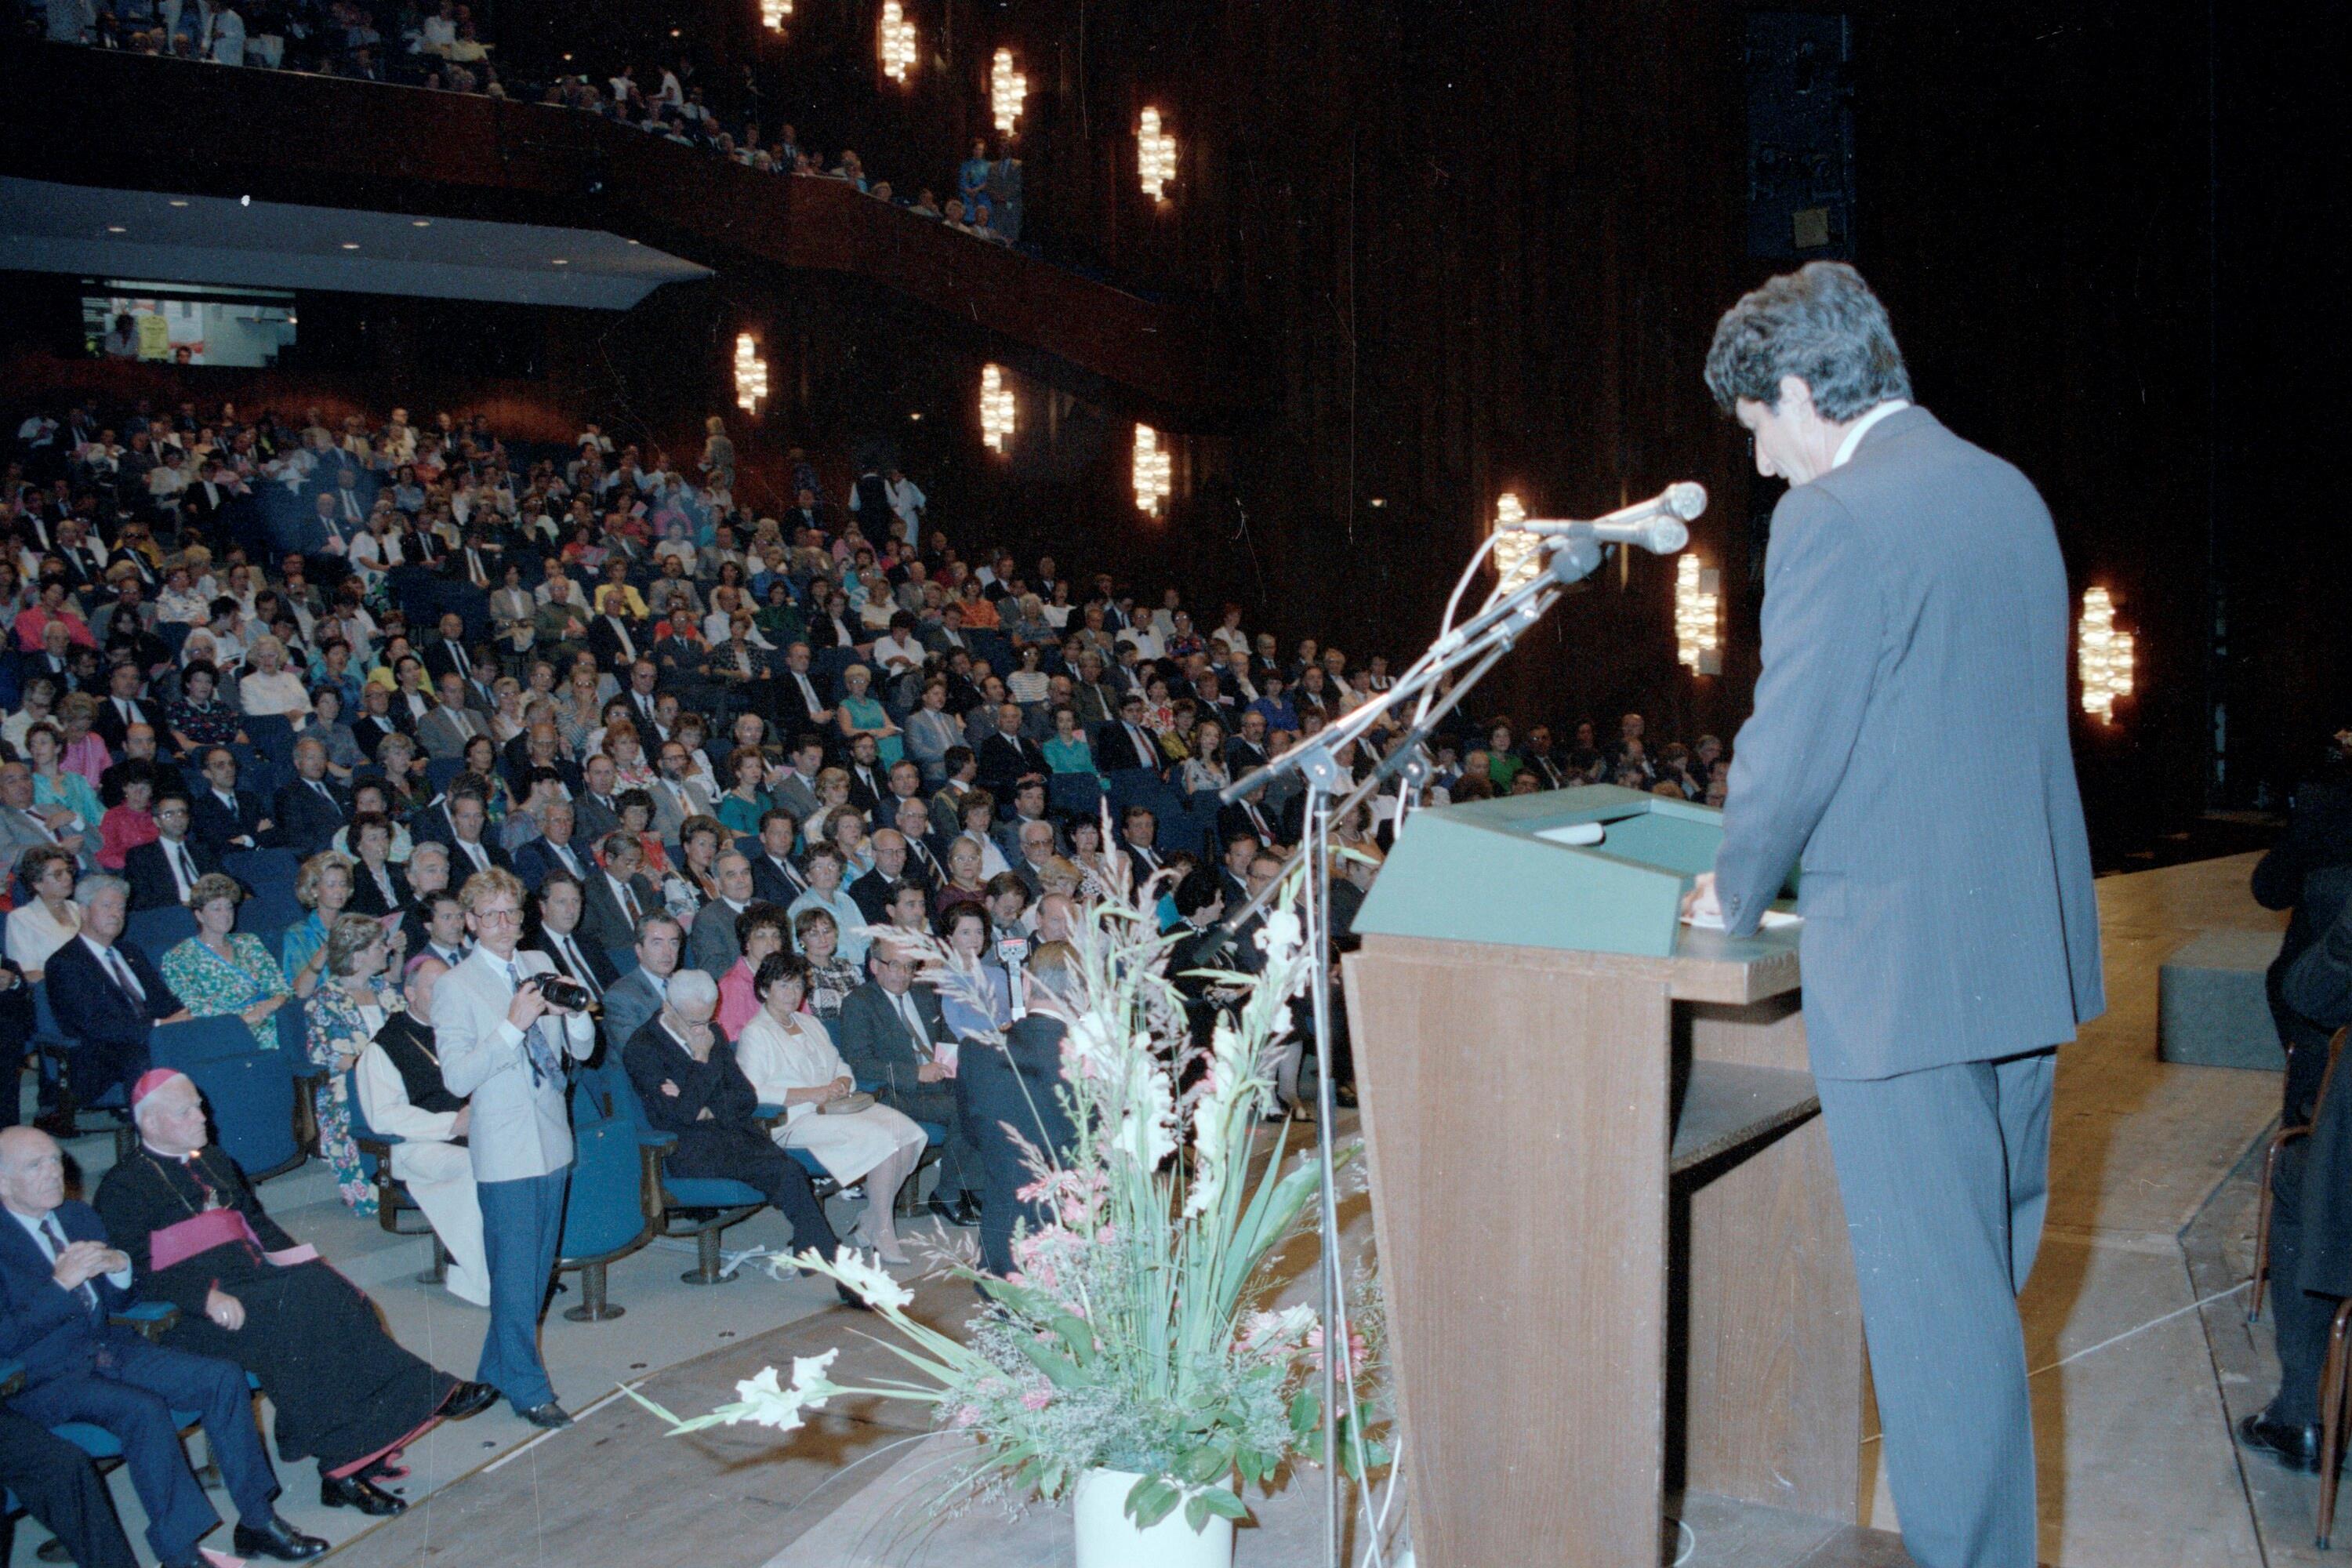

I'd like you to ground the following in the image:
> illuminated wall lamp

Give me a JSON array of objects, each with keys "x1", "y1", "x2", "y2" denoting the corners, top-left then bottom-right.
[
  {"x1": 759, "y1": 0, "x2": 790, "y2": 30},
  {"x1": 1492, "y1": 492, "x2": 1541, "y2": 593},
  {"x1": 990, "y1": 49, "x2": 1026, "y2": 134},
  {"x1": 1133, "y1": 424, "x2": 1172, "y2": 515},
  {"x1": 733, "y1": 333, "x2": 770, "y2": 413},
  {"x1": 1138, "y1": 107, "x2": 1177, "y2": 201},
  {"x1": 2078, "y1": 585, "x2": 2134, "y2": 722},
  {"x1": 1675, "y1": 554, "x2": 1722, "y2": 675},
  {"x1": 879, "y1": 1, "x2": 916, "y2": 82},
  {"x1": 980, "y1": 364, "x2": 1015, "y2": 452}
]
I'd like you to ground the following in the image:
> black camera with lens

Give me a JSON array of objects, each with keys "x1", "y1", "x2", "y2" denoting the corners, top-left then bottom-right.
[{"x1": 535, "y1": 976, "x2": 596, "y2": 1012}]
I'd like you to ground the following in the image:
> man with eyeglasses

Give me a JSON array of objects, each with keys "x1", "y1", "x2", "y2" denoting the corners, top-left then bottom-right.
[
  {"x1": 124, "y1": 791, "x2": 218, "y2": 910},
  {"x1": 430, "y1": 869, "x2": 595, "y2": 1430}
]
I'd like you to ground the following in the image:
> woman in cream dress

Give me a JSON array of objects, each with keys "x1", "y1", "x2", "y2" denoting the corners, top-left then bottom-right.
[{"x1": 733, "y1": 952, "x2": 929, "y2": 1264}]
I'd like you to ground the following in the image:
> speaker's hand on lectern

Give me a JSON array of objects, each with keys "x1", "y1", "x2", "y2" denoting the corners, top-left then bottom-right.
[{"x1": 1681, "y1": 872, "x2": 1721, "y2": 924}]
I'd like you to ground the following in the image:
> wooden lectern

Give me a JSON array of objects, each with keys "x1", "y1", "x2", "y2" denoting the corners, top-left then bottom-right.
[{"x1": 1341, "y1": 787, "x2": 1862, "y2": 1567}]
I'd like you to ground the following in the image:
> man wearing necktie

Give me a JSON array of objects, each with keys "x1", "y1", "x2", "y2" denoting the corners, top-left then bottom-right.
[
  {"x1": 270, "y1": 738, "x2": 348, "y2": 859},
  {"x1": 526, "y1": 873, "x2": 616, "y2": 999},
  {"x1": 837, "y1": 937, "x2": 982, "y2": 1226},
  {"x1": 1091, "y1": 694, "x2": 1162, "y2": 778},
  {"x1": 125, "y1": 791, "x2": 218, "y2": 910},
  {"x1": 514, "y1": 799, "x2": 590, "y2": 890},
  {"x1": 625, "y1": 660, "x2": 666, "y2": 741},
  {"x1": 750, "y1": 809, "x2": 811, "y2": 909},
  {"x1": 420, "y1": 673, "x2": 491, "y2": 761},
  {"x1": 41, "y1": 877, "x2": 190, "y2": 1131},
  {"x1": 1219, "y1": 783, "x2": 1286, "y2": 857},
  {"x1": 0, "y1": 1127, "x2": 331, "y2": 1568},
  {"x1": 332, "y1": 467, "x2": 367, "y2": 524},
  {"x1": 433, "y1": 869, "x2": 595, "y2": 1431},
  {"x1": 779, "y1": 642, "x2": 833, "y2": 733},
  {"x1": 424, "y1": 614, "x2": 474, "y2": 689}
]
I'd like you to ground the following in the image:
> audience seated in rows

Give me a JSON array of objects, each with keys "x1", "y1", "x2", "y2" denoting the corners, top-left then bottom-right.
[{"x1": 0, "y1": 384, "x2": 1732, "y2": 1508}]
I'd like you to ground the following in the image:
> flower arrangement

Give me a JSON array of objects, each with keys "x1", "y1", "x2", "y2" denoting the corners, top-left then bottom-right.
[{"x1": 626, "y1": 851, "x2": 1385, "y2": 1536}]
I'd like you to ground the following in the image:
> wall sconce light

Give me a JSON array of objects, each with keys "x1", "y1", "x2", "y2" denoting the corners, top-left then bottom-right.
[
  {"x1": 1675, "y1": 554, "x2": 1722, "y2": 674},
  {"x1": 733, "y1": 333, "x2": 769, "y2": 413},
  {"x1": 759, "y1": 0, "x2": 790, "y2": 31},
  {"x1": 980, "y1": 364, "x2": 1015, "y2": 452},
  {"x1": 1133, "y1": 424, "x2": 1172, "y2": 515},
  {"x1": 879, "y1": 1, "x2": 916, "y2": 82},
  {"x1": 1492, "y1": 492, "x2": 1541, "y2": 593},
  {"x1": 990, "y1": 49, "x2": 1026, "y2": 134},
  {"x1": 1138, "y1": 107, "x2": 1177, "y2": 201},
  {"x1": 2078, "y1": 585, "x2": 2134, "y2": 721}
]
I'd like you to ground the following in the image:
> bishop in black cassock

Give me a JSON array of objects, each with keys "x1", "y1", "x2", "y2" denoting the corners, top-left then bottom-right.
[{"x1": 95, "y1": 1073, "x2": 495, "y2": 1501}]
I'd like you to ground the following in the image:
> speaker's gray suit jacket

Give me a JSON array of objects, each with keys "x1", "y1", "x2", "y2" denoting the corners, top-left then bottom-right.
[{"x1": 1712, "y1": 405, "x2": 2105, "y2": 1079}]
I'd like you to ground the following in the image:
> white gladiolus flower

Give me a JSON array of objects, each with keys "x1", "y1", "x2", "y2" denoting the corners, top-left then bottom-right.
[
  {"x1": 1112, "y1": 1058, "x2": 1178, "y2": 1170},
  {"x1": 724, "y1": 1351, "x2": 840, "y2": 1432},
  {"x1": 1184, "y1": 1014, "x2": 1252, "y2": 1217},
  {"x1": 815, "y1": 1248, "x2": 915, "y2": 1311},
  {"x1": 1258, "y1": 908, "x2": 1304, "y2": 964},
  {"x1": 789, "y1": 1349, "x2": 843, "y2": 1400}
]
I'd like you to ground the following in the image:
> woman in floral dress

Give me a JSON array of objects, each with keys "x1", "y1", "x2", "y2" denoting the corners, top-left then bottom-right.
[
  {"x1": 300, "y1": 913, "x2": 405, "y2": 1215},
  {"x1": 160, "y1": 874, "x2": 294, "y2": 1055}
]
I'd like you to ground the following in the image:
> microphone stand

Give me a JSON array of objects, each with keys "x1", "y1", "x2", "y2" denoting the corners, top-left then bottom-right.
[{"x1": 1216, "y1": 536, "x2": 1606, "y2": 1568}]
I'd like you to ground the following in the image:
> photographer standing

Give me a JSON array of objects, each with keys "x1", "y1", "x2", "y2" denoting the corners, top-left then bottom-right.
[{"x1": 434, "y1": 868, "x2": 597, "y2": 1431}]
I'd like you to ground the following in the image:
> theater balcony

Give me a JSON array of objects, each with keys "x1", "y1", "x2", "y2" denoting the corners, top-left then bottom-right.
[{"x1": 0, "y1": 42, "x2": 1242, "y2": 430}]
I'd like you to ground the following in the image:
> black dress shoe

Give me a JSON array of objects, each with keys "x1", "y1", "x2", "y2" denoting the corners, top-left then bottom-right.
[
  {"x1": 441, "y1": 1379, "x2": 500, "y2": 1420},
  {"x1": 924, "y1": 1194, "x2": 964, "y2": 1223},
  {"x1": 2237, "y1": 1409, "x2": 2323, "y2": 1473},
  {"x1": 518, "y1": 1400, "x2": 575, "y2": 1430},
  {"x1": 950, "y1": 1193, "x2": 983, "y2": 1227},
  {"x1": 321, "y1": 1472, "x2": 408, "y2": 1515},
  {"x1": 836, "y1": 1280, "x2": 875, "y2": 1311},
  {"x1": 1333, "y1": 1083, "x2": 1359, "y2": 1109},
  {"x1": 234, "y1": 1514, "x2": 331, "y2": 1560}
]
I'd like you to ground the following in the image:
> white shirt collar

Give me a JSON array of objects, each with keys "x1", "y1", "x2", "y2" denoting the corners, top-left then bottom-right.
[{"x1": 1831, "y1": 400, "x2": 1910, "y2": 470}]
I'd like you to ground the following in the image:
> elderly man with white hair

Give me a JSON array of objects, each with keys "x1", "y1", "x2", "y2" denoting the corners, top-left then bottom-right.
[
  {"x1": 354, "y1": 953, "x2": 489, "y2": 1306},
  {"x1": 0, "y1": 1123, "x2": 328, "y2": 1568},
  {"x1": 619, "y1": 967, "x2": 855, "y2": 1297}
]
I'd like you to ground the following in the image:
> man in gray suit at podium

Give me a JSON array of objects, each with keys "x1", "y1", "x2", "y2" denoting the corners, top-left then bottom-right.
[{"x1": 1686, "y1": 262, "x2": 2103, "y2": 1568}]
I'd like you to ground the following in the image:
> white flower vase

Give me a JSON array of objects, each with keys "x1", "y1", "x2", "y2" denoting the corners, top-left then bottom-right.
[{"x1": 1073, "y1": 1468, "x2": 1235, "y2": 1568}]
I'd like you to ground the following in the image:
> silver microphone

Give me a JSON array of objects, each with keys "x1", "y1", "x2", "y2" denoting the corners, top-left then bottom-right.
[{"x1": 1505, "y1": 481, "x2": 1707, "y2": 556}]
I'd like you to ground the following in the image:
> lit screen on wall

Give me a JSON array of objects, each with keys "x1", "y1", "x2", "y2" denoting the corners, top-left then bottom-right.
[{"x1": 81, "y1": 279, "x2": 297, "y2": 367}]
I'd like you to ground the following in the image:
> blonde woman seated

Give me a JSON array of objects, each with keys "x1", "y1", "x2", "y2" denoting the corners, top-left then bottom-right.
[
  {"x1": 734, "y1": 951, "x2": 928, "y2": 1263},
  {"x1": 281, "y1": 851, "x2": 359, "y2": 1000},
  {"x1": 160, "y1": 873, "x2": 293, "y2": 1053}
]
